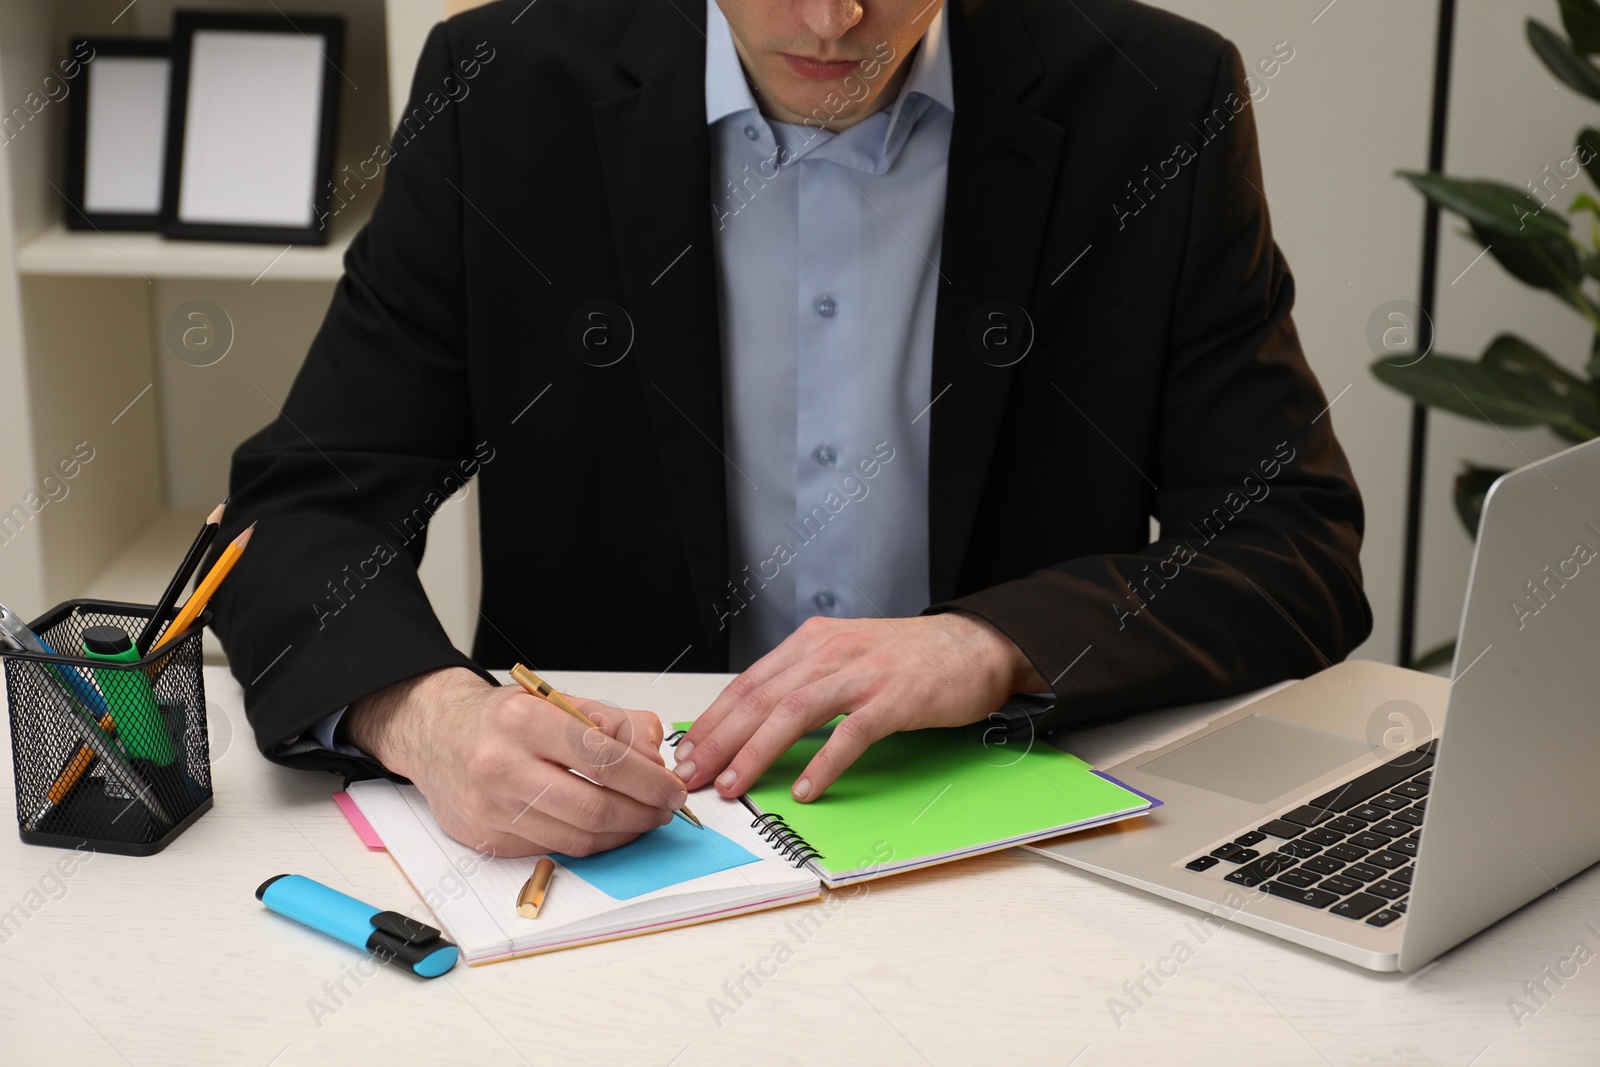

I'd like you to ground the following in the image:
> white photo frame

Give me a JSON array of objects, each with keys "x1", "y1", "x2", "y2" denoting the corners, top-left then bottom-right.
[
  {"x1": 161, "y1": 12, "x2": 345, "y2": 244},
  {"x1": 65, "y1": 40, "x2": 170, "y2": 231}
]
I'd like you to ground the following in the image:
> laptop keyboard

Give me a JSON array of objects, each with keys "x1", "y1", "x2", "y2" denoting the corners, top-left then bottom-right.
[{"x1": 1180, "y1": 740, "x2": 1436, "y2": 929}]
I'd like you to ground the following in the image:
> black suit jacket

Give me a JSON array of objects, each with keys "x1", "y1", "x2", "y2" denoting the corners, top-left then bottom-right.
[{"x1": 211, "y1": 0, "x2": 1372, "y2": 774}]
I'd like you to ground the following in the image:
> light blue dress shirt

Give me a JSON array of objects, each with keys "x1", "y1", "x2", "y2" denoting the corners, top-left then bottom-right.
[
  {"x1": 308, "y1": 4, "x2": 954, "y2": 752},
  {"x1": 706, "y1": 0, "x2": 953, "y2": 670}
]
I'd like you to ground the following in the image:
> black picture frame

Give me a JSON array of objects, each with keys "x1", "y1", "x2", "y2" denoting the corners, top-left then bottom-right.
[
  {"x1": 160, "y1": 11, "x2": 345, "y2": 245},
  {"x1": 65, "y1": 39, "x2": 172, "y2": 232}
]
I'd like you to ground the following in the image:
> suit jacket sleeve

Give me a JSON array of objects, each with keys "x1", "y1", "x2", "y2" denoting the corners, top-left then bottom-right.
[
  {"x1": 927, "y1": 43, "x2": 1372, "y2": 720},
  {"x1": 204, "y1": 23, "x2": 494, "y2": 777}
]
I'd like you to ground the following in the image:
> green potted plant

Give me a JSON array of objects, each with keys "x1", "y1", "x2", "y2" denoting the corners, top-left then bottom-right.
[{"x1": 1375, "y1": 0, "x2": 1600, "y2": 667}]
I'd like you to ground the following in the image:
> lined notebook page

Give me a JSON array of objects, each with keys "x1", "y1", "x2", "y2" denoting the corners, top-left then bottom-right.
[{"x1": 348, "y1": 773, "x2": 819, "y2": 962}]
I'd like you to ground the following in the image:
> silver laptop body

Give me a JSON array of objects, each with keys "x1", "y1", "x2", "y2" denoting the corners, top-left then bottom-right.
[{"x1": 1030, "y1": 435, "x2": 1600, "y2": 971}]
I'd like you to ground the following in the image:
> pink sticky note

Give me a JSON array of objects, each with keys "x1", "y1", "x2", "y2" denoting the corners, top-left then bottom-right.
[{"x1": 333, "y1": 791, "x2": 385, "y2": 850}]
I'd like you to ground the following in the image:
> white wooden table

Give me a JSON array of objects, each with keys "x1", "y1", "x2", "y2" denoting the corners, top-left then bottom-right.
[{"x1": 2, "y1": 667, "x2": 1597, "y2": 1065}]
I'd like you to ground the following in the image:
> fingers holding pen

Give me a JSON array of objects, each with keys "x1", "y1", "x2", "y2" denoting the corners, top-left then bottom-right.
[
  {"x1": 522, "y1": 701, "x2": 688, "y2": 814},
  {"x1": 358, "y1": 668, "x2": 690, "y2": 859},
  {"x1": 577, "y1": 700, "x2": 666, "y2": 765},
  {"x1": 444, "y1": 716, "x2": 672, "y2": 855},
  {"x1": 507, "y1": 668, "x2": 686, "y2": 813}
]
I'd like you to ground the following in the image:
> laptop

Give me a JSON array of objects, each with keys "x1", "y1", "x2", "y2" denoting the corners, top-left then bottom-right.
[{"x1": 1030, "y1": 435, "x2": 1600, "y2": 971}]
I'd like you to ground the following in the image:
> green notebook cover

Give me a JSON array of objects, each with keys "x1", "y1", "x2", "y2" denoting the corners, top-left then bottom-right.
[{"x1": 674, "y1": 719, "x2": 1154, "y2": 884}]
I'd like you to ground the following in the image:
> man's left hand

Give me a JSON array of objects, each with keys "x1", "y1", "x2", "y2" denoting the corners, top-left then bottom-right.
[{"x1": 674, "y1": 612, "x2": 1049, "y2": 802}]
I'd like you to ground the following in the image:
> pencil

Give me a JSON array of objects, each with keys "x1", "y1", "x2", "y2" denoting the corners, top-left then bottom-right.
[
  {"x1": 136, "y1": 499, "x2": 226, "y2": 655},
  {"x1": 150, "y1": 522, "x2": 255, "y2": 657},
  {"x1": 27, "y1": 706, "x2": 118, "y2": 830},
  {"x1": 509, "y1": 663, "x2": 702, "y2": 829},
  {"x1": 34, "y1": 688, "x2": 172, "y2": 830}
]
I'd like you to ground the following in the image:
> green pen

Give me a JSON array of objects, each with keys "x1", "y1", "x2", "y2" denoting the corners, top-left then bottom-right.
[{"x1": 81, "y1": 624, "x2": 175, "y2": 765}]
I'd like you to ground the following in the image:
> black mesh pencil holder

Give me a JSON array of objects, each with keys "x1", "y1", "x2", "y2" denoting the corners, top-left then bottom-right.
[{"x1": 4, "y1": 599, "x2": 214, "y2": 856}]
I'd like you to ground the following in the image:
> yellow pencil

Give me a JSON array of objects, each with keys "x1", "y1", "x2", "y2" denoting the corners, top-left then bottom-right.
[
  {"x1": 509, "y1": 663, "x2": 702, "y2": 829},
  {"x1": 150, "y1": 522, "x2": 255, "y2": 655}
]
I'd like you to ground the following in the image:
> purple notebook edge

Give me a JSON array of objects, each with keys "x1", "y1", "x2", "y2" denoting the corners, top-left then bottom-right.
[{"x1": 1091, "y1": 769, "x2": 1164, "y2": 810}]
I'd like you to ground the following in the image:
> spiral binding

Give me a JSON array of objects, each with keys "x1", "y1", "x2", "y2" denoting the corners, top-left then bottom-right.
[
  {"x1": 750, "y1": 812, "x2": 823, "y2": 867},
  {"x1": 663, "y1": 730, "x2": 823, "y2": 868}
]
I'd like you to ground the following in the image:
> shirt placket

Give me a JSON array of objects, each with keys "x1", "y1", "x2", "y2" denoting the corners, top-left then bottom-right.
[{"x1": 793, "y1": 154, "x2": 864, "y2": 627}]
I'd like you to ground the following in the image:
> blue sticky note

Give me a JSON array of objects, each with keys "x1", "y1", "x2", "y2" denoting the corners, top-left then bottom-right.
[{"x1": 550, "y1": 818, "x2": 760, "y2": 900}]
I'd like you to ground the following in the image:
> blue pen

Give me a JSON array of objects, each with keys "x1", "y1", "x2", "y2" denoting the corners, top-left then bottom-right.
[
  {"x1": 256, "y1": 875, "x2": 459, "y2": 978},
  {"x1": 0, "y1": 601, "x2": 110, "y2": 716}
]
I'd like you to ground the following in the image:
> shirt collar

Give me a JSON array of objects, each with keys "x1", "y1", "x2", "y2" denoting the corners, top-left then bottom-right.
[{"x1": 704, "y1": 0, "x2": 953, "y2": 136}]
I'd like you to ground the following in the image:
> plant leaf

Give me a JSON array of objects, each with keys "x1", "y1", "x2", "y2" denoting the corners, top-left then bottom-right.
[
  {"x1": 1479, "y1": 337, "x2": 1596, "y2": 447},
  {"x1": 1573, "y1": 188, "x2": 1600, "y2": 253},
  {"x1": 1399, "y1": 171, "x2": 1569, "y2": 240},
  {"x1": 1480, "y1": 332, "x2": 1590, "y2": 393},
  {"x1": 1454, "y1": 464, "x2": 1511, "y2": 538},
  {"x1": 1371, "y1": 352, "x2": 1596, "y2": 439},
  {"x1": 1580, "y1": 127, "x2": 1600, "y2": 190},
  {"x1": 1561, "y1": 0, "x2": 1600, "y2": 54},
  {"x1": 1468, "y1": 222, "x2": 1583, "y2": 301},
  {"x1": 1410, "y1": 639, "x2": 1457, "y2": 674},
  {"x1": 1530, "y1": 18, "x2": 1600, "y2": 103}
]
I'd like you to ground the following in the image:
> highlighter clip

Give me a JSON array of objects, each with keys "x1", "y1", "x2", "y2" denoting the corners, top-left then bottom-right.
[{"x1": 368, "y1": 911, "x2": 454, "y2": 970}]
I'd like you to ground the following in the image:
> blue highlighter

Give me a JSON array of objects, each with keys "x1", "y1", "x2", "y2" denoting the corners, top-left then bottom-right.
[{"x1": 257, "y1": 874, "x2": 459, "y2": 978}]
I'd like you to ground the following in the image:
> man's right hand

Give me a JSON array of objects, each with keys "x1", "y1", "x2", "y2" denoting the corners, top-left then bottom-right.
[{"x1": 344, "y1": 667, "x2": 689, "y2": 858}]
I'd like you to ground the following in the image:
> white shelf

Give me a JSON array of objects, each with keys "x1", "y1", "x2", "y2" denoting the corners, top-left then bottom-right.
[
  {"x1": 14, "y1": 200, "x2": 372, "y2": 281},
  {"x1": 76, "y1": 505, "x2": 226, "y2": 663}
]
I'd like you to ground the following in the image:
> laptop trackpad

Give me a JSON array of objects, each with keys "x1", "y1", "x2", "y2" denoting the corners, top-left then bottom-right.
[{"x1": 1140, "y1": 714, "x2": 1375, "y2": 804}]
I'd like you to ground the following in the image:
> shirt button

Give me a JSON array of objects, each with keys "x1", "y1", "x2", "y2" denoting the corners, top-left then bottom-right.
[
  {"x1": 813, "y1": 589, "x2": 837, "y2": 613},
  {"x1": 813, "y1": 443, "x2": 837, "y2": 468},
  {"x1": 743, "y1": 124, "x2": 760, "y2": 141},
  {"x1": 815, "y1": 295, "x2": 837, "y2": 318}
]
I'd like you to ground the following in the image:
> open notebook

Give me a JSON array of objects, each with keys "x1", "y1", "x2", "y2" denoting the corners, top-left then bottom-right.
[
  {"x1": 348, "y1": 726, "x2": 1157, "y2": 962},
  {"x1": 672, "y1": 718, "x2": 1159, "y2": 887},
  {"x1": 347, "y1": 767, "x2": 821, "y2": 965}
]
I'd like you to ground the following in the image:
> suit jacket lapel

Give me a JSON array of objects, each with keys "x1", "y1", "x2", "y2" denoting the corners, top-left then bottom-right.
[
  {"x1": 928, "y1": 0, "x2": 1067, "y2": 602},
  {"x1": 592, "y1": 0, "x2": 732, "y2": 657}
]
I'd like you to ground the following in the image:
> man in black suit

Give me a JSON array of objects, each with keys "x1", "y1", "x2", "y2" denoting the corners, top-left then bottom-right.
[{"x1": 212, "y1": 0, "x2": 1370, "y2": 857}]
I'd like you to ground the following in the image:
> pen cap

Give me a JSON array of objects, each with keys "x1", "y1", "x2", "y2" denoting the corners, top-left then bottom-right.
[
  {"x1": 367, "y1": 911, "x2": 460, "y2": 978},
  {"x1": 82, "y1": 626, "x2": 134, "y2": 656}
]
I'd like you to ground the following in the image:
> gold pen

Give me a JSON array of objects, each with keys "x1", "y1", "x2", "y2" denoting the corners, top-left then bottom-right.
[
  {"x1": 509, "y1": 663, "x2": 703, "y2": 829},
  {"x1": 518, "y1": 857, "x2": 556, "y2": 919}
]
